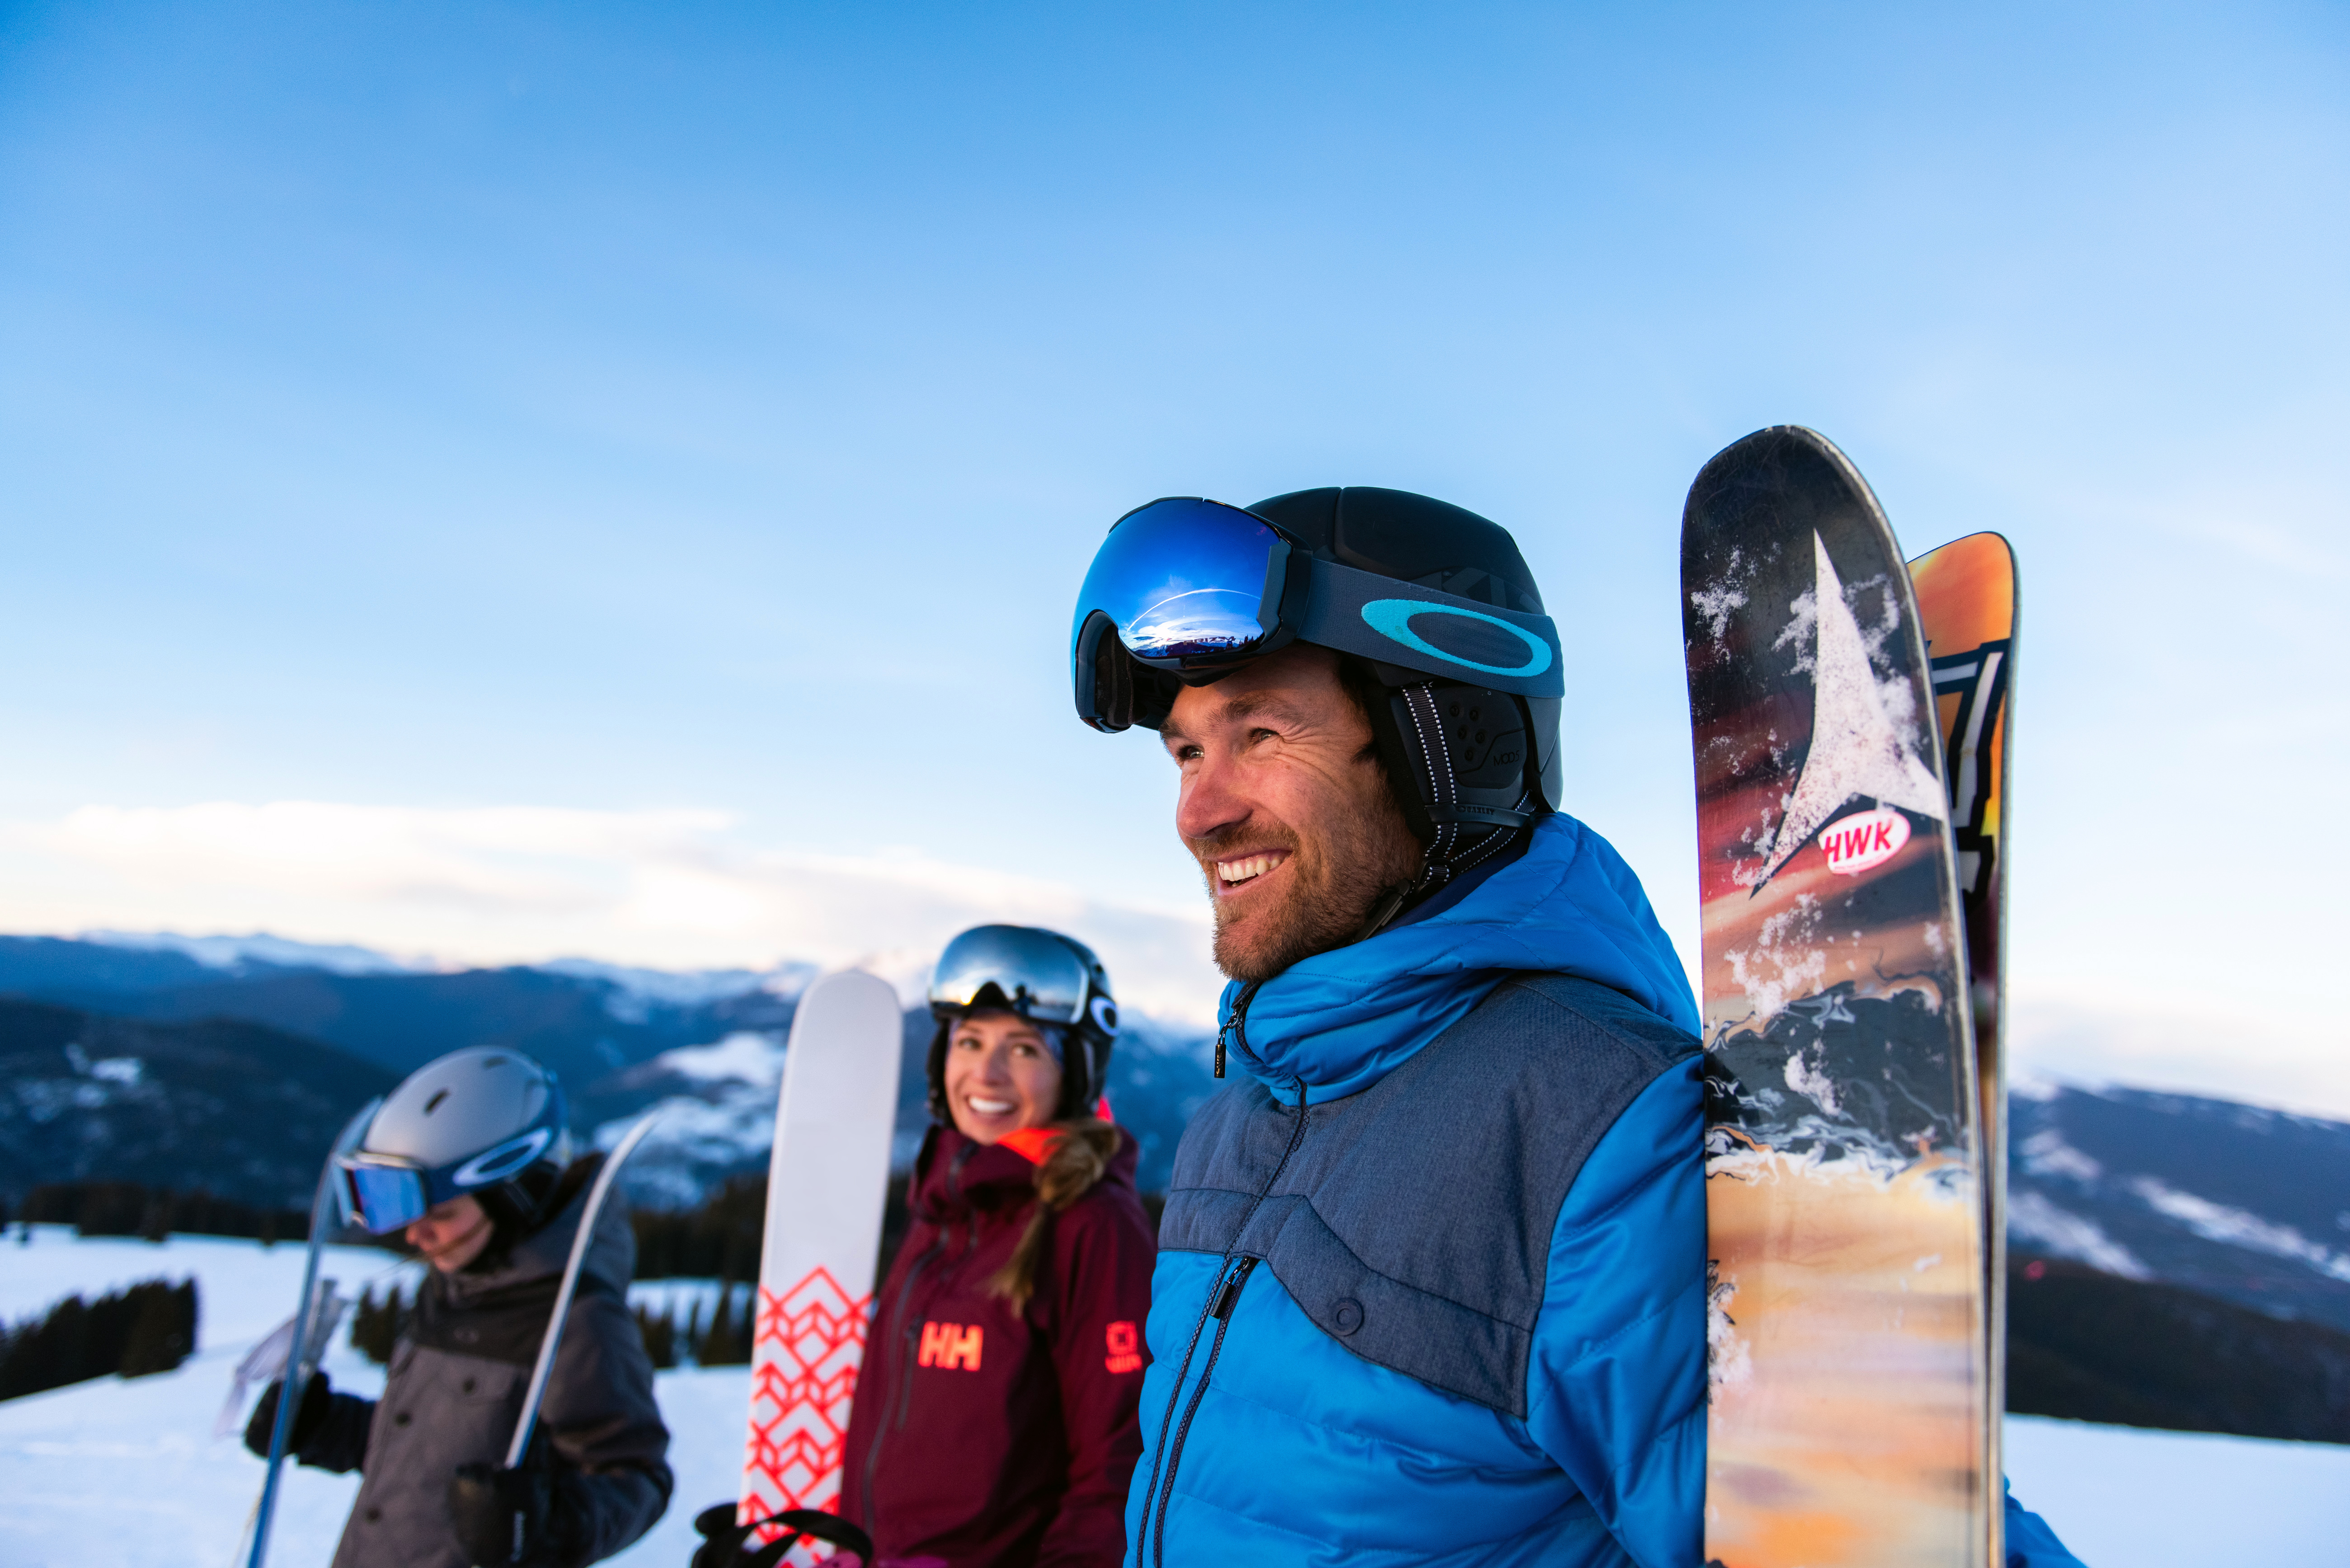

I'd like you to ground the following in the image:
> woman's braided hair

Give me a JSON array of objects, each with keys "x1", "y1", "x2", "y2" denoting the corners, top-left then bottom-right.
[{"x1": 986, "y1": 1117, "x2": 1122, "y2": 1313}]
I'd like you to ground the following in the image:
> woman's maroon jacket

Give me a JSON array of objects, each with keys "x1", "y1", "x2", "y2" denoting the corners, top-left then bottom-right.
[{"x1": 837, "y1": 1122, "x2": 1156, "y2": 1568}]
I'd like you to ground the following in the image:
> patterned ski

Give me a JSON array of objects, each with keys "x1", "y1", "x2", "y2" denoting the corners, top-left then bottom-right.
[
  {"x1": 738, "y1": 968, "x2": 904, "y2": 1548},
  {"x1": 1682, "y1": 427, "x2": 1992, "y2": 1568},
  {"x1": 1910, "y1": 530, "x2": 2018, "y2": 1567}
]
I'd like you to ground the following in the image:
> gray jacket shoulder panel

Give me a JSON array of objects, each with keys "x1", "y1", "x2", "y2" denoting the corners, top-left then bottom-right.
[{"x1": 1159, "y1": 974, "x2": 1698, "y2": 1416}]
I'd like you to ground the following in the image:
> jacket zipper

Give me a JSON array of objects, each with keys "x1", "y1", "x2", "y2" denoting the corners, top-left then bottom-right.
[
  {"x1": 1150, "y1": 1255, "x2": 1254, "y2": 1568},
  {"x1": 1213, "y1": 980, "x2": 1264, "y2": 1079},
  {"x1": 1138, "y1": 1056, "x2": 1311, "y2": 1568},
  {"x1": 861, "y1": 1142, "x2": 976, "y2": 1530}
]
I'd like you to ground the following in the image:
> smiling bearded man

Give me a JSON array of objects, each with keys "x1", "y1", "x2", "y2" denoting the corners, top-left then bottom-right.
[
  {"x1": 1066, "y1": 486, "x2": 2082, "y2": 1568},
  {"x1": 1170, "y1": 648, "x2": 1424, "y2": 981}
]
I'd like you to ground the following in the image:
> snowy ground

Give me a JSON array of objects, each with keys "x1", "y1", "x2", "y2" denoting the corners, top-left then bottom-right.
[{"x1": 4, "y1": 1227, "x2": 2345, "y2": 1567}]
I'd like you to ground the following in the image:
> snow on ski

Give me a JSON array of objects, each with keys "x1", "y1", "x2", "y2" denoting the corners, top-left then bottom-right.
[{"x1": 737, "y1": 968, "x2": 904, "y2": 1547}]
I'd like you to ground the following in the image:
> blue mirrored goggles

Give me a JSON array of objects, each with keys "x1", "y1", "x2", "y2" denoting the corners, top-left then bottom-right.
[
  {"x1": 1071, "y1": 497, "x2": 1565, "y2": 732},
  {"x1": 336, "y1": 1155, "x2": 435, "y2": 1234},
  {"x1": 333, "y1": 1127, "x2": 556, "y2": 1235}
]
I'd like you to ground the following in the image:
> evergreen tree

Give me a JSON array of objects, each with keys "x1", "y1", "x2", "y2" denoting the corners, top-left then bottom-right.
[
  {"x1": 0, "y1": 1277, "x2": 196, "y2": 1399},
  {"x1": 634, "y1": 1302, "x2": 678, "y2": 1370},
  {"x1": 699, "y1": 1282, "x2": 751, "y2": 1367},
  {"x1": 120, "y1": 1280, "x2": 197, "y2": 1376}
]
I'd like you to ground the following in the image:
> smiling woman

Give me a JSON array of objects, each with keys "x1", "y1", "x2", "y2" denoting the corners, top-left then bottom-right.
[{"x1": 827, "y1": 925, "x2": 1157, "y2": 1568}]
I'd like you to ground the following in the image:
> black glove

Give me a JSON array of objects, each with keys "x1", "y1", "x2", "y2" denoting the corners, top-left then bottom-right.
[
  {"x1": 690, "y1": 1503, "x2": 874, "y2": 1568},
  {"x1": 448, "y1": 1453, "x2": 556, "y2": 1568},
  {"x1": 243, "y1": 1371, "x2": 332, "y2": 1459}
]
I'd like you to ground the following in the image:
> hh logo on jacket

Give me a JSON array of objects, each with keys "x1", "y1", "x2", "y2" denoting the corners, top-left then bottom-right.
[
  {"x1": 917, "y1": 1321, "x2": 984, "y2": 1371},
  {"x1": 1104, "y1": 1320, "x2": 1142, "y2": 1375}
]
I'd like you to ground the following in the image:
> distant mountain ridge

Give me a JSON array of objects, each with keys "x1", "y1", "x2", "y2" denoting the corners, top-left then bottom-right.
[
  {"x1": 0, "y1": 932, "x2": 1217, "y2": 1201},
  {"x1": 2009, "y1": 1081, "x2": 2350, "y2": 1335},
  {"x1": 0, "y1": 994, "x2": 398, "y2": 1207},
  {"x1": 13, "y1": 927, "x2": 2350, "y2": 1349},
  {"x1": 0, "y1": 933, "x2": 806, "y2": 1097}
]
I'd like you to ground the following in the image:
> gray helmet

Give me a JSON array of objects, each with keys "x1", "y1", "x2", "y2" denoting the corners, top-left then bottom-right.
[{"x1": 335, "y1": 1047, "x2": 571, "y2": 1235}]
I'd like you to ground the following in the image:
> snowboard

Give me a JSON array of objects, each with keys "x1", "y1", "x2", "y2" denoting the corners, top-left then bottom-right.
[
  {"x1": 1909, "y1": 529, "x2": 2018, "y2": 1537},
  {"x1": 1681, "y1": 427, "x2": 1994, "y2": 1568},
  {"x1": 736, "y1": 968, "x2": 905, "y2": 1549}
]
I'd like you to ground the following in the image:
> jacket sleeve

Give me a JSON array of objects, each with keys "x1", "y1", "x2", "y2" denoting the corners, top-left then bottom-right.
[
  {"x1": 1034, "y1": 1181, "x2": 1158, "y2": 1568},
  {"x1": 2004, "y1": 1482, "x2": 2085, "y2": 1567},
  {"x1": 296, "y1": 1391, "x2": 378, "y2": 1474},
  {"x1": 539, "y1": 1287, "x2": 675, "y2": 1567},
  {"x1": 1523, "y1": 1056, "x2": 1708, "y2": 1568}
]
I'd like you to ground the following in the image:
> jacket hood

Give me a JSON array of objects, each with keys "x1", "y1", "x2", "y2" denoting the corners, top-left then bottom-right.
[
  {"x1": 443, "y1": 1156, "x2": 636, "y2": 1305},
  {"x1": 1224, "y1": 812, "x2": 1697, "y2": 1103}
]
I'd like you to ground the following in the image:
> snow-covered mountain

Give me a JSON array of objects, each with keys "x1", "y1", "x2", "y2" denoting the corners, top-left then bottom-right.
[
  {"x1": 0, "y1": 932, "x2": 1217, "y2": 1206},
  {"x1": 2008, "y1": 1080, "x2": 2350, "y2": 1335},
  {"x1": 0, "y1": 995, "x2": 398, "y2": 1208},
  {"x1": 12, "y1": 926, "x2": 2350, "y2": 1307},
  {"x1": 0, "y1": 932, "x2": 809, "y2": 1103}
]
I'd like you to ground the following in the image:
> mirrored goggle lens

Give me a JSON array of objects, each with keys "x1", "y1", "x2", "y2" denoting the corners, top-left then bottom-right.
[
  {"x1": 928, "y1": 926, "x2": 1090, "y2": 1024},
  {"x1": 1078, "y1": 498, "x2": 1282, "y2": 661},
  {"x1": 339, "y1": 1160, "x2": 429, "y2": 1235}
]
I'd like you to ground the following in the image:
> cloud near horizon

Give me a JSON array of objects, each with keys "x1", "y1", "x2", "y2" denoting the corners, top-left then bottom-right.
[{"x1": 0, "y1": 800, "x2": 1227, "y2": 1025}]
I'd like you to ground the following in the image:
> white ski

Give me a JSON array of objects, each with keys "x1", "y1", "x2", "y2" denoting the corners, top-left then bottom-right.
[
  {"x1": 736, "y1": 968, "x2": 904, "y2": 1545},
  {"x1": 504, "y1": 1111, "x2": 663, "y2": 1466}
]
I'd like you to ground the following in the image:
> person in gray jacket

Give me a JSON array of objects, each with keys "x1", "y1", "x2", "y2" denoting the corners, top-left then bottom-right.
[{"x1": 244, "y1": 1047, "x2": 672, "y2": 1568}]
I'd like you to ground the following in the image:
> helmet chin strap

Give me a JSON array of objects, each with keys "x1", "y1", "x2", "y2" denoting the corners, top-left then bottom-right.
[{"x1": 1348, "y1": 879, "x2": 1418, "y2": 946}]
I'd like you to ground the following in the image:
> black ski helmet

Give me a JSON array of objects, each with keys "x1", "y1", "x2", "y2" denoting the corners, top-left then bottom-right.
[
  {"x1": 925, "y1": 924, "x2": 1118, "y2": 1123},
  {"x1": 1071, "y1": 485, "x2": 1563, "y2": 895}
]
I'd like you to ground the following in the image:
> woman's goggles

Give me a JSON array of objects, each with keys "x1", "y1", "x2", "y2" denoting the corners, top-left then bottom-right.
[
  {"x1": 929, "y1": 925, "x2": 1115, "y2": 1038},
  {"x1": 1071, "y1": 496, "x2": 1564, "y2": 732}
]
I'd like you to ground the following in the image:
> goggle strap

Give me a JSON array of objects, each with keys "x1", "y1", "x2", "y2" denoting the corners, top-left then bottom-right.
[{"x1": 1293, "y1": 558, "x2": 1564, "y2": 698}]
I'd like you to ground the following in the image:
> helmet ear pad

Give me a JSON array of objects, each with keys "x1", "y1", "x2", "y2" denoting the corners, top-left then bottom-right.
[
  {"x1": 1359, "y1": 671, "x2": 1539, "y2": 844},
  {"x1": 925, "y1": 1018, "x2": 954, "y2": 1123},
  {"x1": 472, "y1": 1157, "x2": 565, "y2": 1255}
]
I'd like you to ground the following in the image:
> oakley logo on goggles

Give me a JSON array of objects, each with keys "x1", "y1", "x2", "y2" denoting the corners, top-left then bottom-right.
[
  {"x1": 930, "y1": 925, "x2": 1115, "y2": 1037},
  {"x1": 334, "y1": 1127, "x2": 554, "y2": 1235},
  {"x1": 1071, "y1": 497, "x2": 1563, "y2": 732}
]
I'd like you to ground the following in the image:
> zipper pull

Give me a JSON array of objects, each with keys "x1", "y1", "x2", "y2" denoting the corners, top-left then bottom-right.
[
  {"x1": 1213, "y1": 981, "x2": 1263, "y2": 1080},
  {"x1": 1210, "y1": 1258, "x2": 1255, "y2": 1320}
]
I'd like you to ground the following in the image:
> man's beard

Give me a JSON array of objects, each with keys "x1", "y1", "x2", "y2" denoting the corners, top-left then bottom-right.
[{"x1": 1195, "y1": 807, "x2": 1423, "y2": 983}]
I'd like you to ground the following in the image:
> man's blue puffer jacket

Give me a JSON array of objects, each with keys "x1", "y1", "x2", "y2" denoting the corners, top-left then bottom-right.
[{"x1": 1121, "y1": 812, "x2": 2084, "y2": 1568}]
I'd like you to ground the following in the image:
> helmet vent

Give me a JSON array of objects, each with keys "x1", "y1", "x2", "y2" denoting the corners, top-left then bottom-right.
[{"x1": 423, "y1": 1089, "x2": 450, "y2": 1115}]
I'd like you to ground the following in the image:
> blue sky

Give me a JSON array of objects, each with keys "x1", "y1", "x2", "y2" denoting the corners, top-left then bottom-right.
[{"x1": 1, "y1": 4, "x2": 2344, "y2": 1106}]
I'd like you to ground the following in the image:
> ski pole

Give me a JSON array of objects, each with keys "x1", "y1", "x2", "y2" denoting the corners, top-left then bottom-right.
[
  {"x1": 248, "y1": 1097, "x2": 381, "y2": 1568},
  {"x1": 503, "y1": 1112, "x2": 661, "y2": 1468}
]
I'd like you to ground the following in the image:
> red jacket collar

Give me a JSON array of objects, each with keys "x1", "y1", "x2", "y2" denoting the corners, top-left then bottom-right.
[{"x1": 995, "y1": 1126, "x2": 1059, "y2": 1165}]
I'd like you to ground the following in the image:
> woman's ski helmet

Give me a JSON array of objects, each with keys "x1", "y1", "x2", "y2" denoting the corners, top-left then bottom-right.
[
  {"x1": 335, "y1": 1047, "x2": 571, "y2": 1237},
  {"x1": 925, "y1": 924, "x2": 1118, "y2": 1123},
  {"x1": 1071, "y1": 485, "x2": 1564, "y2": 891}
]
